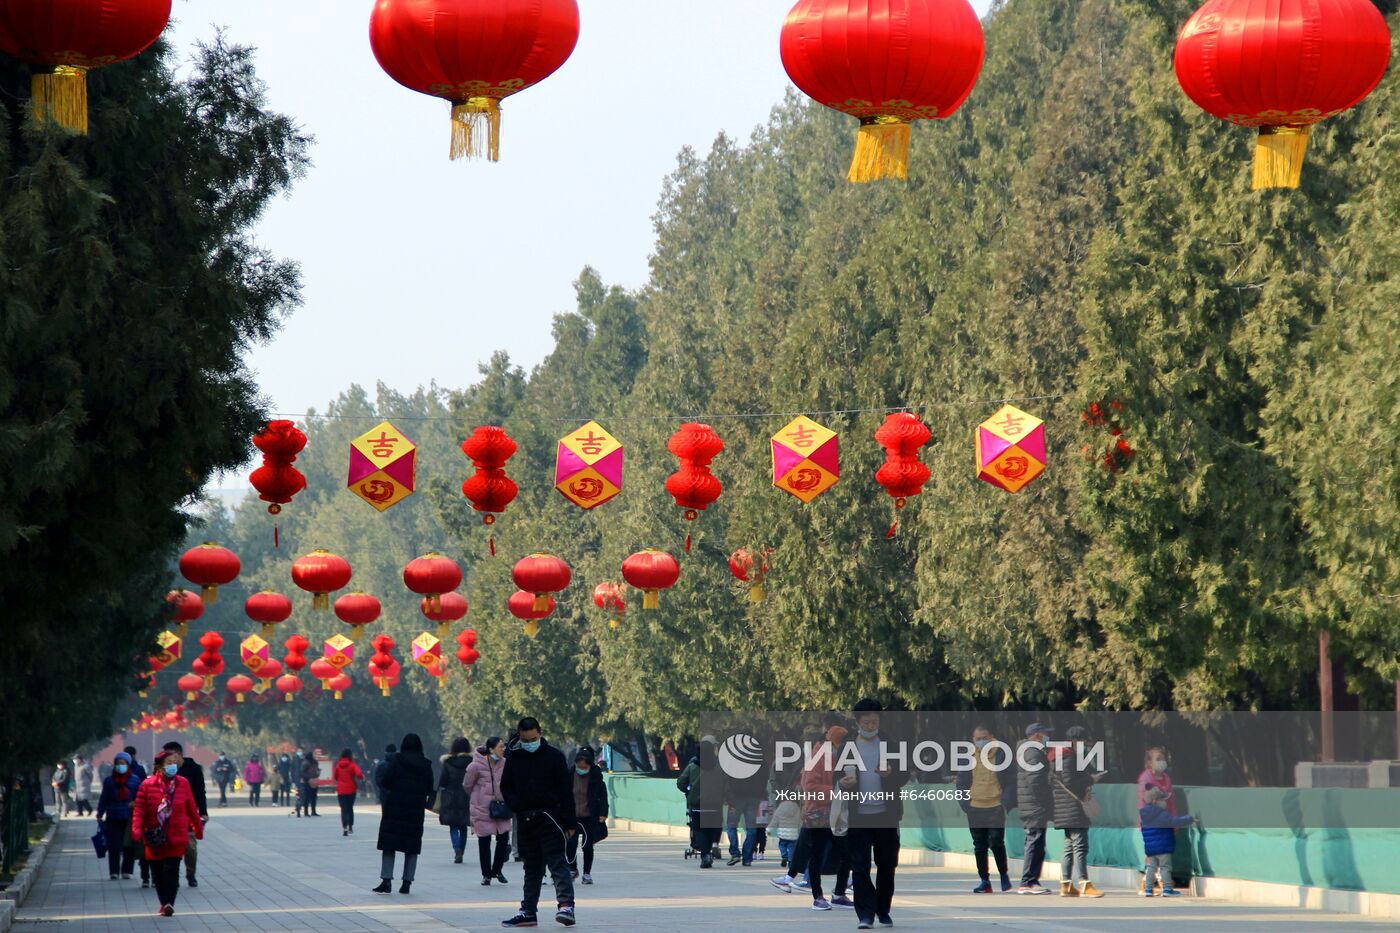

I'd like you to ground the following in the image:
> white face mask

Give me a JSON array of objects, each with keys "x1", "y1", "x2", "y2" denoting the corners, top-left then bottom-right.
[{"x1": 1151, "y1": 760, "x2": 1168, "y2": 774}]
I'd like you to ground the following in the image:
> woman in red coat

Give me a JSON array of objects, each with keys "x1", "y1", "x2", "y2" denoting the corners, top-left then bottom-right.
[
  {"x1": 132, "y1": 749, "x2": 203, "y2": 917},
  {"x1": 333, "y1": 749, "x2": 365, "y2": 836}
]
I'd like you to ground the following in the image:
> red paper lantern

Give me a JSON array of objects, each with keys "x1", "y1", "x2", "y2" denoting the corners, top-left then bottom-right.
[
  {"x1": 780, "y1": 0, "x2": 985, "y2": 182},
  {"x1": 244, "y1": 591, "x2": 293, "y2": 639},
  {"x1": 0, "y1": 0, "x2": 172, "y2": 134},
  {"x1": 227, "y1": 675, "x2": 255, "y2": 703},
  {"x1": 328, "y1": 672, "x2": 352, "y2": 700},
  {"x1": 177, "y1": 673, "x2": 203, "y2": 701},
  {"x1": 403, "y1": 552, "x2": 463, "y2": 614},
  {"x1": 333, "y1": 592, "x2": 381, "y2": 642},
  {"x1": 165, "y1": 589, "x2": 204, "y2": 637},
  {"x1": 874, "y1": 413, "x2": 932, "y2": 537},
  {"x1": 512, "y1": 553, "x2": 571, "y2": 613},
  {"x1": 369, "y1": 0, "x2": 581, "y2": 161},
  {"x1": 249, "y1": 420, "x2": 308, "y2": 543},
  {"x1": 621, "y1": 549, "x2": 681, "y2": 610},
  {"x1": 422, "y1": 591, "x2": 468, "y2": 623},
  {"x1": 179, "y1": 543, "x2": 241, "y2": 605},
  {"x1": 309, "y1": 658, "x2": 337, "y2": 690},
  {"x1": 196, "y1": 631, "x2": 225, "y2": 690},
  {"x1": 665, "y1": 423, "x2": 724, "y2": 552},
  {"x1": 291, "y1": 549, "x2": 352, "y2": 610},
  {"x1": 728, "y1": 548, "x2": 770, "y2": 603},
  {"x1": 508, "y1": 589, "x2": 552, "y2": 638},
  {"x1": 370, "y1": 635, "x2": 397, "y2": 696},
  {"x1": 274, "y1": 674, "x2": 302, "y2": 702},
  {"x1": 592, "y1": 582, "x2": 625, "y2": 629},
  {"x1": 455, "y1": 628, "x2": 480, "y2": 666},
  {"x1": 461, "y1": 426, "x2": 518, "y2": 554},
  {"x1": 283, "y1": 634, "x2": 310, "y2": 673},
  {"x1": 1174, "y1": 0, "x2": 1391, "y2": 189},
  {"x1": 255, "y1": 657, "x2": 282, "y2": 690}
]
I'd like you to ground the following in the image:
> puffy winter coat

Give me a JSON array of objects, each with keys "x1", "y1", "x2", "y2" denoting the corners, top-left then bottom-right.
[
  {"x1": 97, "y1": 771, "x2": 143, "y2": 822},
  {"x1": 1050, "y1": 750, "x2": 1095, "y2": 829},
  {"x1": 1140, "y1": 804, "x2": 1194, "y2": 856},
  {"x1": 437, "y1": 753, "x2": 472, "y2": 828},
  {"x1": 462, "y1": 749, "x2": 512, "y2": 836},
  {"x1": 244, "y1": 760, "x2": 266, "y2": 784},
  {"x1": 333, "y1": 758, "x2": 364, "y2": 795},
  {"x1": 376, "y1": 749, "x2": 434, "y2": 855},
  {"x1": 131, "y1": 775, "x2": 203, "y2": 860},
  {"x1": 1015, "y1": 742, "x2": 1053, "y2": 827}
]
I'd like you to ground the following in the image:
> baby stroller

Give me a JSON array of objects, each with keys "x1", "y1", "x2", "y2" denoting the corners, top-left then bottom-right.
[{"x1": 684, "y1": 808, "x2": 723, "y2": 867}]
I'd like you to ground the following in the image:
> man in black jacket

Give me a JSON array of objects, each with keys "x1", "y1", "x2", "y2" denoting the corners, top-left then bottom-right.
[
  {"x1": 162, "y1": 742, "x2": 207, "y2": 887},
  {"x1": 1015, "y1": 723, "x2": 1055, "y2": 895},
  {"x1": 499, "y1": 717, "x2": 577, "y2": 928},
  {"x1": 838, "y1": 699, "x2": 912, "y2": 929}
]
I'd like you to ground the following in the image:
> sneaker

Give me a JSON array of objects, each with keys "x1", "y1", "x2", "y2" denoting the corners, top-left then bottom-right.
[
  {"x1": 555, "y1": 904, "x2": 576, "y2": 926},
  {"x1": 581, "y1": 873, "x2": 592, "y2": 884},
  {"x1": 794, "y1": 879, "x2": 811, "y2": 890},
  {"x1": 1160, "y1": 888, "x2": 1182, "y2": 897},
  {"x1": 811, "y1": 898, "x2": 832, "y2": 911},
  {"x1": 1060, "y1": 881, "x2": 1078, "y2": 897},
  {"x1": 1000, "y1": 874, "x2": 1012, "y2": 892},
  {"x1": 186, "y1": 875, "x2": 198, "y2": 888},
  {"x1": 1018, "y1": 883, "x2": 1050, "y2": 895},
  {"x1": 141, "y1": 880, "x2": 150, "y2": 889},
  {"x1": 769, "y1": 875, "x2": 793, "y2": 892},
  {"x1": 727, "y1": 855, "x2": 742, "y2": 866},
  {"x1": 343, "y1": 830, "x2": 349, "y2": 837},
  {"x1": 1079, "y1": 882, "x2": 1104, "y2": 898},
  {"x1": 501, "y1": 913, "x2": 538, "y2": 928},
  {"x1": 161, "y1": 905, "x2": 174, "y2": 917},
  {"x1": 972, "y1": 880, "x2": 992, "y2": 893},
  {"x1": 831, "y1": 894, "x2": 854, "y2": 907},
  {"x1": 1141, "y1": 890, "x2": 1155, "y2": 897},
  {"x1": 495, "y1": 872, "x2": 509, "y2": 885},
  {"x1": 110, "y1": 873, "x2": 119, "y2": 880},
  {"x1": 756, "y1": 852, "x2": 765, "y2": 861},
  {"x1": 877, "y1": 914, "x2": 893, "y2": 927},
  {"x1": 858, "y1": 922, "x2": 873, "y2": 931},
  {"x1": 482, "y1": 877, "x2": 493, "y2": 885},
  {"x1": 454, "y1": 852, "x2": 463, "y2": 864}
]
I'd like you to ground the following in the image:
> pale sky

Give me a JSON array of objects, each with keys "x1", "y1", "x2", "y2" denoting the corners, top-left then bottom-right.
[{"x1": 172, "y1": 0, "x2": 994, "y2": 430}]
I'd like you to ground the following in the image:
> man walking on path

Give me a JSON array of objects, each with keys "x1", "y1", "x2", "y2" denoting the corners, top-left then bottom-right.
[
  {"x1": 162, "y1": 741, "x2": 208, "y2": 888},
  {"x1": 840, "y1": 699, "x2": 911, "y2": 929},
  {"x1": 212, "y1": 753, "x2": 236, "y2": 807},
  {"x1": 1016, "y1": 723, "x2": 1054, "y2": 895},
  {"x1": 499, "y1": 717, "x2": 577, "y2": 928}
]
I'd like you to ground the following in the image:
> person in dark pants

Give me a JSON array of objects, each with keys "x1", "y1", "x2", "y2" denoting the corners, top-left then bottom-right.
[
  {"x1": 677, "y1": 737, "x2": 725, "y2": 868},
  {"x1": 299, "y1": 749, "x2": 321, "y2": 816},
  {"x1": 438, "y1": 738, "x2": 473, "y2": 863},
  {"x1": 462, "y1": 737, "x2": 512, "y2": 886},
  {"x1": 956, "y1": 723, "x2": 1017, "y2": 893},
  {"x1": 162, "y1": 742, "x2": 206, "y2": 888},
  {"x1": 499, "y1": 717, "x2": 577, "y2": 928},
  {"x1": 122, "y1": 747, "x2": 150, "y2": 886},
  {"x1": 211, "y1": 753, "x2": 236, "y2": 807},
  {"x1": 567, "y1": 747, "x2": 608, "y2": 884},
  {"x1": 374, "y1": 744, "x2": 397, "y2": 800},
  {"x1": 275, "y1": 754, "x2": 293, "y2": 806},
  {"x1": 96, "y1": 752, "x2": 142, "y2": 879},
  {"x1": 132, "y1": 749, "x2": 203, "y2": 917},
  {"x1": 1052, "y1": 725, "x2": 1103, "y2": 898},
  {"x1": 1016, "y1": 723, "x2": 1055, "y2": 895},
  {"x1": 333, "y1": 749, "x2": 364, "y2": 836},
  {"x1": 724, "y1": 741, "x2": 768, "y2": 868},
  {"x1": 838, "y1": 700, "x2": 911, "y2": 928},
  {"x1": 372, "y1": 734, "x2": 434, "y2": 894}
]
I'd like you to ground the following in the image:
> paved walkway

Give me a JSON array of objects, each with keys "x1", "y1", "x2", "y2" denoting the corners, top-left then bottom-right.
[{"x1": 16, "y1": 801, "x2": 1387, "y2": 931}]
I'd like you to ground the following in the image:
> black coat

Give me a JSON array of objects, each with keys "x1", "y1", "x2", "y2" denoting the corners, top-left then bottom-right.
[
  {"x1": 437, "y1": 754, "x2": 472, "y2": 828},
  {"x1": 575, "y1": 766, "x2": 608, "y2": 823},
  {"x1": 1016, "y1": 742, "x2": 1053, "y2": 827},
  {"x1": 1050, "y1": 752, "x2": 1095, "y2": 829},
  {"x1": 837, "y1": 734, "x2": 913, "y2": 828},
  {"x1": 177, "y1": 760, "x2": 208, "y2": 818},
  {"x1": 376, "y1": 750, "x2": 435, "y2": 855},
  {"x1": 500, "y1": 740, "x2": 574, "y2": 824}
]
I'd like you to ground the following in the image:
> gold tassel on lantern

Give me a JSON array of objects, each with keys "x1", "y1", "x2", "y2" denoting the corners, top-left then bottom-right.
[
  {"x1": 32, "y1": 66, "x2": 89, "y2": 134},
  {"x1": 848, "y1": 116, "x2": 911, "y2": 183},
  {"x1": 748, "y1": 581, "x2": 766, "y2": 603},
  {"x1": 642, "y1": 590, "x2": 660, "y2": 611},
  {"x1": 313, "y1": 592, "x2": 329, "y2": 611},
  {"x1": 450, "y1": 97, "x2": 502, "y2": 161},
  {"x1": 1252, "y1": 125, "x2": 1310, "y2": 190},
  {"x1": 524, "y1": 620, "x2": 540, "y2": 639}
]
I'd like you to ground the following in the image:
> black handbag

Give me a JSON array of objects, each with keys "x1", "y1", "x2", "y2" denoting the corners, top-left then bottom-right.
[{"x1": 488, "y1": 761, "x2": 512, "y2": 820}]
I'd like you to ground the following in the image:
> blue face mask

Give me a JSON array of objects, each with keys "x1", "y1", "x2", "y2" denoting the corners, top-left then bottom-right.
[
  {"x1": 857, "y1": 728, "x2": 879, "y2": 740},
  {"x1": 974, "y1": 739, "x2": 990, "y2": 750},
  {"x1": 163, "y1": 764, "x2": 178, "y2": 778},
  {"x1": 575, "y1": 766, "x2": 589, "y2": 775},
  {"x1": 519, "y1": 739, "x2": 541, "y2": 753},
  {"x1": 115, "y1": 764, "x2": 128, "y2": 774}
]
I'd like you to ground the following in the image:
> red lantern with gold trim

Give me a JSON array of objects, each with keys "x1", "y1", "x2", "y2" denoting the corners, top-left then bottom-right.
[
  {"x1": 621, "y1": 549, "x2": 681, "y2": 610},
  {"x1": 179, "y1": 543, "x2": 240, "y2": 605},
  {"x1": 422, "y1": 590, "x2": 468, "y2": 639},
  {"x1": 1174, "y1": 0, "x2": 1391, "y2": 189},
  {"x1": 403, "y1": 553, "x2": 463, "y2": 615},
  {"x1": 512, "y1": 553, "x2": 571, "y2": 613},
  {"x1": 728, "y1": 548, "x2": 770, "y2": 603},
  {"x1": 334, "y1": 592, "x2": 381, "y2": 643},
  {"x1": 508, "y1": 590, "x2": 553, "y2": 639},
  {"x1": 250, "y1": 420, "x2": 307, "y2": 545},
  {"x1": 291, "y1": 549, "x2": 352, "y2": 611},
  {"x1": 227, "y1": 675, "x2": 254, "y2": 704},
  {"x1": 592, "y1": 582, "x2": 625, "y2": 629},
  {"x1": 780, "y1": 0, "x2": 985, "y2": 182},
  {"x1": 0, "y1": 0, "x2": 172, "y2": 134},
  {"x1": 244, "y1": 591, "x2": 293, "y2": 640},
  {"x1": 369, "y1": 0, "x2": 581, "y2": 162},
  {"x1": 165, "y1": 589, "x2": 204, "y2": 638}
]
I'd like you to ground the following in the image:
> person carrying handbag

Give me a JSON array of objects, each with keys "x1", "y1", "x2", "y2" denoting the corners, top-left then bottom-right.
[
  {"x1": 1051, "y1": 725, "x2": 1104, "y2": 898},
  {"x1": 463, "y1": 737, "x2": 513, "y2": 885},
  {"x1": 567, "y1": 748, "x2": 608, "y2": 885}
]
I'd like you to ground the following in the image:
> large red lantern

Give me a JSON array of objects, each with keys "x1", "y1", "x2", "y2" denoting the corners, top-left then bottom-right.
[
  {"x1": 283, "y1": 634, "x2": 310, "y2": 673},
  {"x1": 328, "y1": 672, "x2": 352, "y2": 701},
  {"x1": 512, "y1": 553, "x2": 571, "y2": 613},
  {"x1": 1174, "y1": 0, "x2": 1390, "y2": 190},
  {"x1": 227, "y1": 675, "x2": 254, "y2": 704},
  {"x1": 291, "y1": 549, "x2": 352, "y2": 610},
  {"x1": 508, "y1": 589, "x2": 553, "y2": 639},
  {"x1": 254, "y1": 657, "x2": 282, "y2": 692},
  {"x1": 403, "y1": 553, "x2": 463, "y2": 614},
  {"x1": 274, "y1": 674, "x2": 302, "y2": 702},
  {"x1": 370, "y1": 635, "x2": 397, "y2": 696},
  {"x1": 422, "y1": 591, "x2": 468, "y2": 638},
  {"x1": 177, "y1": 673, "x2": 204, "y2": 701},
  {"x1": 0, "y1": 0, "x2": 172, "y2": 134},
  {"x1": 592, "y1": 582, "x2": 625, "y2": 629},
  {"x1": 179, "y1": 543, "x2": 241, "y2": 605},
  {"x1": 729, "y1": 548, "x2": 770, "y2": 603},
  {"x1": 369, "y1": 0, "x2": 581, "y2": 161},
  {"x1": 621, "y1": 549, "x2": 681, "y2": 610},
  {"x1": 665, "y1": 423, "x2": 724, "y2": 552},
  {"x1": 249, "y1": 420, "x2": 308, "y2": 544},
  {"x1": 165, "y1": 589, "x2": 204, "y2": 638},
  {"x1": 461, "y1": 426, "x2": 518, "y2": 555},
  {"x1": 309, "y1": 658, "x2": 337, "y2": 691},
  {"x1": 334, "y1": 592, "x2": 382, "y2": 643},
  {"x1": 244, "y1": 591, "x2": 293, "y2": 639},
  {"x1": 874, "y1": 412, "x2": 932, "y2": 537},
  {"x1": 780, "y1": 0, "x2": 985, "y2": 182}
]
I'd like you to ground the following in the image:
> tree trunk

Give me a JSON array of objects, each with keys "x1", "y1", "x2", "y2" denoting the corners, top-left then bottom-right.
[{"x1": 1319, "y1": 629, "x2": 1334, "y2": 762}]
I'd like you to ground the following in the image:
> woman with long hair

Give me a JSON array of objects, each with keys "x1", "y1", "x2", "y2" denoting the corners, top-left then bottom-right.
[
  {"x1": 333, "y1": 748, "x2": 365, "y2": 836},
  {"x1": 463, "y1": 737, "x2": 513, "y2": 884},
  {"x1": 373, "y1": 733, "x2": 434, "y2": 894}
]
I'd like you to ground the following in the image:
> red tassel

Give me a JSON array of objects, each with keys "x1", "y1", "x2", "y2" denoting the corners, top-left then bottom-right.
[
  {"x1": 489, "y1": 534, "x2": 496, "y2": 557},
  {"x1": 684, "y1": 532, "x2": 692, "y2": 553},
  {"x1": 885, "y1": 520, "x2": 898, "y2": 539}
]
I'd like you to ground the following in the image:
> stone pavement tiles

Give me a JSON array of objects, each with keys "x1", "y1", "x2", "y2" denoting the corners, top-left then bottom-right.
[{"x1": 15, "y1": 801, "x2": 1390, "y2": 931}]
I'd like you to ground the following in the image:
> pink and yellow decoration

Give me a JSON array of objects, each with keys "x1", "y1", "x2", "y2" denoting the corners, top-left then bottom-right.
[
  {"x1": 348, "y1": 420, "x2": 417, "y2": 511},
  {"x1": 411, "y1": 632, "x2": 443, "y2": 671},
  {"x1": 555, "y1": 421, "x2": 623, "y2": 509},
  {"x1": 148, "y1": 630, "x2": 182, "y2": 673},
  {"x1": 239, "y1": 634, "x2": 271, "y2": 676},
  {"x1": 771, "y1": 416, "x2": 840, "y2": 502},
  {"x1": 976, "y1": 405, "x2": 1046, "y2": 493},
  {"x1": 324, "y1": 634, "x2": 355, "y2": 671}
]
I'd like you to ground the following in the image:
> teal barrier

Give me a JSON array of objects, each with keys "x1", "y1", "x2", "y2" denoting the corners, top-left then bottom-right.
[{"x1": 606, "y1": 776, "x2": 1400, "y2": 895}]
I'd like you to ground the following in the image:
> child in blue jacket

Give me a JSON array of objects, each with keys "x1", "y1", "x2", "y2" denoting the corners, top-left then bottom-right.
[{"x1": 1139, "y1": 786, "x2": 1196, "y2": 897}]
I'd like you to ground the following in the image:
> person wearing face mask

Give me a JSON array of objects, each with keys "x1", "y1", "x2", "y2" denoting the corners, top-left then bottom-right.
[
  {"x1": 567, "y1": 747, "x2": 608, "y2": 885},
  {"x1": 274, "y1": 753, "x2": 293, "y2": 806},
  {"x1": 1137, "y1": 746, "x2": 1176, "y2": 893},
  {"x1": 131, "y1": 750, "x2": 203, "y2": 917},
  {"x1": 463, "y1": 737, "x2": 512, "y2": 885},
  {"x1": 1015, "y1": 722, "x2": 1055, "y2": 895},
  {"x1": 96, "y1": 752, "x2": 142, "y2": 880},
  {"x1": 438, "y1": 738, "x2": 474, "y2": 862},
  {"x1": 499, "y1": 717, "x2": 577, "y2": 928},
  {"x1": 956, "y1": 724, "x2": 1015, "y2": 894},
  {"x1": 834, "y1": 699, "x2": 910, "y2": 928},
  {"x1": 122, "y1": 747, "x2": 150, "y2": 887},
  {"x1": 212, "y1": 752, "x2": 236, "y2": 807},
  {"x1": 373, "y1": 733, "x2": 435, "y2": 894},
  {"x1": 162, "y1": 742, "x2": 206, "y2": 888}
]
